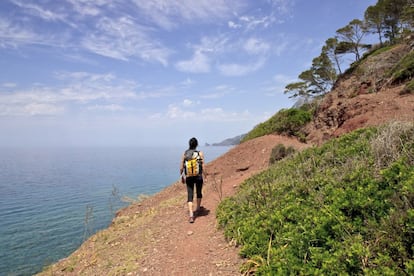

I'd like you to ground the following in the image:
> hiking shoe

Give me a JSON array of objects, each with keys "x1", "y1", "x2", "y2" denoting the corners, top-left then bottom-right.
[{"x1": 189, "y1": 216, "x2": 194, "y2": 223}]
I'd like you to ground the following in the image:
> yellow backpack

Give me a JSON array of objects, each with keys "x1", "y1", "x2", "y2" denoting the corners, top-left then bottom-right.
[{"x1": 184, "y1": 150, "x2": 202, "y2": 177}]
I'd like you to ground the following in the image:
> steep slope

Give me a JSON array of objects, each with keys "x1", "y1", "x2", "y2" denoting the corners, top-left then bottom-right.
[{"x1": 305, "y1": 42, "x2": 414, "y2": 145}]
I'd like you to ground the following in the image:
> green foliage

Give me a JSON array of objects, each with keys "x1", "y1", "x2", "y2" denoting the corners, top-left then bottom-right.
[
  {"x1": 367, "y1": 44, "x2": 395, "y2": 58},
  {"x1": 217, "y1": 122, "x2": 414, "y2": 274},
  {"x1": 364, "y1": 4, "x2": 386, "y2": 45},
  {"x1": 402, "y1": 79, "x2": 414, "y2": 95},
  {"x1": 341, "y1": 43, "x2": 395, "y2": 79},
  {"x1": 284, "y1": 81, "x2": 308, "y2": 98},
  {"x1": 241, "y1": 107, "x2": 312, "y2": 143},
  {"x1": 390, "y1": 51, "x2": 414, "y2": 84},
  {"x1": 336, "y1": 19, "x2": 366, "y2": 61},
  {"x1": 269, "y1": 144, "x2": 295, "y2": 165},
  {"x1": 285, "y1": 51, "x2": 337, "y2": 98},
  {"x1": 324, "y1": 37, "x2": 343, "y2": 74}
]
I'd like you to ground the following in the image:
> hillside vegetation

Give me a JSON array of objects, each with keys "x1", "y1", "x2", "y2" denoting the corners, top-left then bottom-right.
[
  {"x1": 217, "y1": 122, "x2": 414, "y2": 274},
  {"x1": 241, "y1": 104, "x2": 314, "y2": 143},
  {"x1": 218, "y1": 1, "x2": 414, "y2": 274}
]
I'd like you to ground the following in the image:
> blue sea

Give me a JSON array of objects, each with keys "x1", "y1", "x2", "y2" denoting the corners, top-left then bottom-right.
[{"x1": 0, "y1": 146, "x2": 230, "y2": 276}]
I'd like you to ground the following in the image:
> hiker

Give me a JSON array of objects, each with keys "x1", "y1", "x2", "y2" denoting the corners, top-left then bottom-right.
[{"x1": 180, "y1": 137, "x2": 205, "y2": 223}]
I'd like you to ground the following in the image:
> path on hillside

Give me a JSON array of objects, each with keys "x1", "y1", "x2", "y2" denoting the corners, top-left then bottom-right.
[
  {"x1": 38, "y1": 135, "x2": 309, "y2": 276},
  {"x1": 127, "y1": 135, "x2": 309, "y2": 275}
]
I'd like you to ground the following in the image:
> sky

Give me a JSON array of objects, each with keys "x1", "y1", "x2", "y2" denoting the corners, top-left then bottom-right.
[{"x1": 0, "y1": 0, "x2": 377, "y2": 147}]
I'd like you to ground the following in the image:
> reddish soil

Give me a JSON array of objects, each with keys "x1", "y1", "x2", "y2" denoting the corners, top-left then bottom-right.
[{"x1": 305, "y1": 43, "x2": 414, "y2": 145}]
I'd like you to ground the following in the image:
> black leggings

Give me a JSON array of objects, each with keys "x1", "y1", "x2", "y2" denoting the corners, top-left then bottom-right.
[{"x1": 186, "y1": 176, "x2": 203, "y2": 202}]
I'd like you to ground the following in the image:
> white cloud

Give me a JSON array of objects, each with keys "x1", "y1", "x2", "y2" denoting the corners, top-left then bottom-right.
[
  {"x1": 238, "y1": 15, "x2": 277, "y2": 30},
  {"x1": 175, "y1": 34, "x2": 273, "y2": 76},
  {"x1": 272, "y1": 38, "x2": 290, "y2": 56},
  {"x1": 66, "y1": 0, "x2": 111, "y2": 17},
  {"x1": 244, "y1": 38, "x2": 270, "y2": 55},
  {"x1": 218, "y1": 58, "x2": 266, "y2": 76},
  {"x1": 215, "y1": 85, "x2": 234, "y2": 91},
  {"x1": 165, "y1": 103, "x2": 250, "y2": 122},
  {"x1": 175, "y1": 50, "x2": 211, "y2": 73},
  {"x1": 0, "y1": 102, "x2": 65, "y2": 116},
  {"x1": 9, "y1": 0, "x2": 80, "y2": 31},
  {"x1": 200, "y1": 85, "x2": 234, "y2": 99},
  {"x1": 230, "y1": 0, "x2": 293, "y2": 32},
  {"x1": 2, "y1": 82, "x2": 17, "y2": 88},
  {"x1": 200, "y1": 108, "x2": 250, "y2": 122},
  {"x1": 182, "y1": 99, "x2": 194, "y2": 107},
  {"x1": 200, "y1": 93, "x2": 223, "y2": 100},
  {"x1": 13, "y1": 0, "x2": 65, "y2": 21},
  {"x1": 198, "y1": 35, "x2": 229, "y2": 55},
  {"x1": 166, "y1": 104, "x2": 195, "y2": 119},
  {"x1": 131, "y1": 0, "x2": 242, "y2": 30},
  {"x1": 81, "y1": 16, "x2": 170, "y2": 64},
  {"x1": 55, "y1": 71, "x2": 115, "y2": 81},
  {"x1": 0, "y1": 18, "x2": 43, "y2": 48},
  {"x1": 180, "y1": 78, "x2": 195, "y2": 87},
  {"x1": 3, "y1": 2, "x2": 172, "y2": 65},
  {"x1": 10, "y1": 0, "x2": 67, "y2": 22},
  {"x1": 87, "y1": 104, "x2": 124, "y2": 112},
  {"x1": 228, "y1": 21, "x2": 241, "y2": 29},
  {"x1": 269, "y1": 0, "x2": 294, "y2": 15},
  {"x1": 0, "y1": 72, "x2": 144, "y2": 116},
  {"x1": 175, "y1": 34, "x2": 231, "y2": 74},
  {"x1": 24, "y1": 103, "x2": 65, "y2": 116}
]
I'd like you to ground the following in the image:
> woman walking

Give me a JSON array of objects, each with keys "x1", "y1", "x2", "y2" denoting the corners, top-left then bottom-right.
[{"x1": 180, "y1": 137, "x2": 204, "y2": 223}]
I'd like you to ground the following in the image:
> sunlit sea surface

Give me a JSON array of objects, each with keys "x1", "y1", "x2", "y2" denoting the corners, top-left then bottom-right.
[{"x1": 0, "y1": 146, "x2": 230, "y2": 276}]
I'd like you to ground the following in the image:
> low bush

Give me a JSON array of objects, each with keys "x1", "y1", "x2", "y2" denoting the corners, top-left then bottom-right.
[
  {"x1": 269, "y1": 144, "x2": 295, "y2": 165},
  {"x1": 401, "y1": 79, "x2": 414, "y2": 95},
  {"x1": 390, "y1": 51, "x2": 414, "y2": 84},
  {"x1": 217, "y1": 122, "x2": 414, "y2": 275},
  {"x1": 241, "y1": 106, "x2": 312, "y2": 143}
]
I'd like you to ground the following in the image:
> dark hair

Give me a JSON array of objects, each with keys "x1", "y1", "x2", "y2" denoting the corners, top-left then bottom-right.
[{"x1": 189, "y1": 137, "x2": 198, "y2": 149}]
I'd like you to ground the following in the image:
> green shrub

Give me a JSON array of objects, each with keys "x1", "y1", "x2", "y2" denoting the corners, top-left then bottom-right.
[
  {"x1": 217, "y1": 122, "x2": 414, "y2": 274},
  {"x1": 401, "y1": 79, "x2": 414, "y2": 95},
  {"x1": 241, "y1": 107, "x2": 312, "y2": 143},
  {"x1": 269, "y1": 144, "x2": 295, "y2": 165},
  {"x1": 368, "y1": 44, "x2": 395, "y2": 57},
  {"x1": 390, "y1": 51, "x2": 414, "y2": 84}
]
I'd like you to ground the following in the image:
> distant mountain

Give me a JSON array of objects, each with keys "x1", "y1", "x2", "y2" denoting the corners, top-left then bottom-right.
[{"x1": 206, "y1": 134, "x2": 246, "y2": 146}]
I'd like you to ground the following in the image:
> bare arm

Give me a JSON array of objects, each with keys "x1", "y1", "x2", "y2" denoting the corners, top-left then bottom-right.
[
  {"x1": 180, "y1": 154, "x2": 185, "y2": 175},
  {"x1": 199, "y1": 151, "x2": 207, "y2": 177}
]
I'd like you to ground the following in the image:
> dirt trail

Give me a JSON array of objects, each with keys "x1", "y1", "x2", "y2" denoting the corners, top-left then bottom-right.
[
  {"x1": 134, "y1": 135, "x2": 309, "y2": 275},
  {"x1": 38, "y1": 135, "x2": 309, "y2": 276}
]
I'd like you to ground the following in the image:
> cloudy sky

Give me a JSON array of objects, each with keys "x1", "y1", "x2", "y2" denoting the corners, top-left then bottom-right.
[{"x1": 0, "y1": 0, "x2": 377, "y2": 147}]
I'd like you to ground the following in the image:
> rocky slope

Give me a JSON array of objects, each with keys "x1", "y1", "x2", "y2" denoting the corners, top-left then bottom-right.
[{"x1": 306, "y1": 42, "x2": 414, "y2": 144}]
